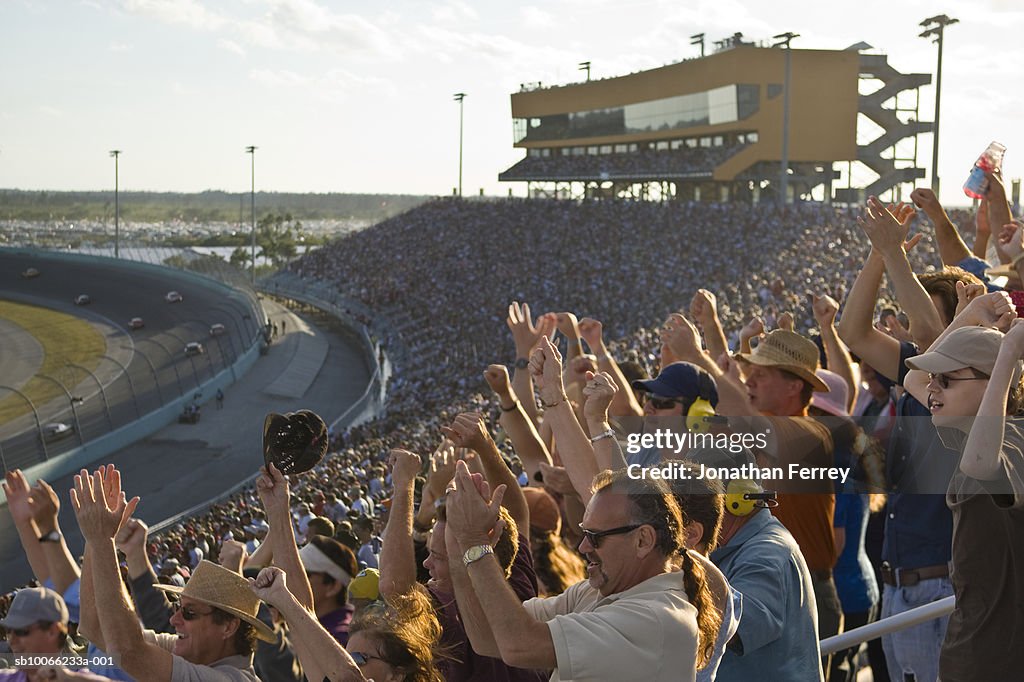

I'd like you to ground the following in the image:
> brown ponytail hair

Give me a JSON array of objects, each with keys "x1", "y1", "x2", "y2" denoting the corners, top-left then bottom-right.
[{"x1": 680, "y1": 549, "x2": 721, "y2": 670}]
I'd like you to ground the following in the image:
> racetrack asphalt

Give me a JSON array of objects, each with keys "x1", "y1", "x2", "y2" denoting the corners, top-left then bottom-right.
[{"x1": 0, "y1": 296, "x2": 373, "y2": 591}]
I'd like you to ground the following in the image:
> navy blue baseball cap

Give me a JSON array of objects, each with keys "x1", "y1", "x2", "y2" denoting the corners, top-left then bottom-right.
[{"x1": 631, "y1": 362, "x2": 719, "y2": 407}]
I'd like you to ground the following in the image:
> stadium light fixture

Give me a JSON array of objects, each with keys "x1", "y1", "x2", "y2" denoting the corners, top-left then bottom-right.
[
  {"x1": 578, "y1": 61, "x2": 591, "y2": 81},
  {"x1": 110, "y1": 150, "x2": 121, "y2": 258},
  {"x1": 245, "y1": 145, "x2": 257, "y2": 284},
  {"x1": 453, "y1": 93, "x2": 466, "y2": 197},
  {"x1": 772, "y1": 33, "x2": 799, "y2": 207},
  {"x1": 920, "y1": 14, "x2": 958, "y2": 196},
  {"x1": 690, "y1": 33, "x2": 705, "y2": 57}
]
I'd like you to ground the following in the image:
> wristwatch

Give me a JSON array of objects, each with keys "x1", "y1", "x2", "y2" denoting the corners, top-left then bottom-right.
[
  {"x1": 463, "y1": 544, "x2": 494, "y2": 566},
  {"x1": 514, "y1": 357, "x2": 529, "y2": 370},
  {"x1": 38, "y1": 531, "x2": 61, "y2": 543}
]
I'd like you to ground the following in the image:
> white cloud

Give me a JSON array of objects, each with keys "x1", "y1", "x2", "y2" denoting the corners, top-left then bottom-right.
[
  {"x1": 521, "y1": 6, "x2": 553, "y2": 29},
  {"x1": 249, "y1": 67, "x2": 393, "y2": 100},
  {"x1": 218, "y1": 38, "x2": 245, "y2": 56},
  {"x1": 431, "y1": 0, "x2": 479, "y2": 24},
  {"x1": 108, "y1": 42, "x2": 132, "y2": 51},
  {"x1": 116, "y1": 0, "x2": 226, "y2": 31},
  {"x1": 236, "y1": 0, "x2": 399, "y2": 58},
  {"x1": 38, "y1": 105, "x2": 63, "y2": 117}
]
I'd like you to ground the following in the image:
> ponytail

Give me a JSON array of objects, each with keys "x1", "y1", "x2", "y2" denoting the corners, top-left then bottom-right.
[{"x1": 681, "y1": 550, "x2": 721, "y2": 670}]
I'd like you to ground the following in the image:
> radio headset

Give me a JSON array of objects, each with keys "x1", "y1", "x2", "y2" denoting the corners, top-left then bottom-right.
[
  {"x1": 685, "y1": 370, "x2": 718, "y2": 433},
  {"x1": 725, "y1": 478, "x2": 779, "y2": 517}
]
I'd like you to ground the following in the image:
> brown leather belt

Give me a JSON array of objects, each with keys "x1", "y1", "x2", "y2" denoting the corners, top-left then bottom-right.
[{"x1": 880, "y1": 562, "x2": 949, "y2": 587}]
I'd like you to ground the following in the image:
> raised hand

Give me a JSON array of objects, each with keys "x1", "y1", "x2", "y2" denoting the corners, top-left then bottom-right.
[
  {"x1": 427, "y1": 442, "x2": 458, "y2": 500},
  {"x1": 388, "y1": 448, "x2": 423, "y2": 489},
  {"x1": 441, "y1": 413, "x2": 492, "y2": 454},
  {"x1": 910, "y1": 187, "x2": 943, "y2": 217},
  {"x1": 811, "y1": 293, "x2": 840, "y2": 327},
  {"x1": 31, "y1": 479, "x2": 62, "y2": 533},
  {"x1": 70, "y1": 468, "x2": 139, "y2": 543},
  {"x1": 740, "y1": 316, "x2": 765, "y2": 345},
  {"x1": 954, "y1": 281, "x2": 988, "y2": 318},
  {"x1": 582, "y1": 371, "x2": 618, "y2": 424},
  {"x1": 249, "y1": 565, "x2": 293, "y2": 609},
  {"x1": 256, "y1": 463, "x2": 291, "y2": 521},
  {"x1": 997, "y1": 220, "x2": 1024, "y2": 262},
  {"x1": 506, "y1": 301, "x2": 547, "y2": 357},
  {"x1": 529, "y1": 336, "x2": 567, "y2": 405},
  {"x1": 577, "y1": 317, "x2": 605, "y2": 353},
  {"x1": 3, "y1": 470, "x2": 42, "y2": 527},
  {"x1": 114, "y1": 517, "x2": 149, "y2": 557},
  {"x1": 690, "y1": 289, "x2": 718, "y2": 329},
  {"x1": 776, "y1": 311, "x2": 795, "y2": 332},
  {"x1": 567, "y1": 355, "x2": 598, "y2": 387},
  {"x1": 554, "y1": 312, "x2": 581, "y2": 340},
  {"x1": 482, "y1": 364, "x2": 513, "y2": 398},
  {"x1": 445, "y1": 460, "x2": 505, "y2": 547},
  {"x1": 958, "y1": 290, "x2": 1017, "y2": 331},
  {"x1": 219, "y1": 539, "x2": 248, "y2": 574},
  {"x1": 661, "y1": 312, "x2": 702, "y2": 361},
  {"x1": 860, "y1": 196, "x2": 913, "y2": 257},
  {"x1": 538, "y1": 461, "x2": 576, "y2": 496}
]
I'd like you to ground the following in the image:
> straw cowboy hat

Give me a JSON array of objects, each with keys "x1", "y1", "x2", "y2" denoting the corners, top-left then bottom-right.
[
  {"x1": 735, "y1": 329, "x2": 830, "y2": 392},
  {"x1": 154, "y1": 560, "x2": 275, "y2": 642}
]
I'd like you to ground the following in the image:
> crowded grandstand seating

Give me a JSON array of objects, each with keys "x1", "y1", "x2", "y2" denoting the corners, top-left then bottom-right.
[{"x1": 499, "y1": 143, "x2": 749, "y2": 180}]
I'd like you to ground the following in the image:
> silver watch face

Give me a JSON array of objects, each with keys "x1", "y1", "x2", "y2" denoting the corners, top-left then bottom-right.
[{"x1": 464, "y1": 545, "x2": 491, "y2": 563}]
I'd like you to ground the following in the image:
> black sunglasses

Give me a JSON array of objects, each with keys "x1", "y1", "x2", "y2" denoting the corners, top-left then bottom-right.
[
  {"x1": 578, "y1": 523, "x2": 642, "y2": 548},
  {"x1": 928, "y1": 371, "x2": 989, "y2": 389},
  {"x1": 171, "y1": 602, "x2": 215, "y2": 621},
  {"x1": 645, "y1": 395, "x2": 686, "y2": 410},
  {"x1": 350, "y1": 651, "x2": 384, "y2": 666}
]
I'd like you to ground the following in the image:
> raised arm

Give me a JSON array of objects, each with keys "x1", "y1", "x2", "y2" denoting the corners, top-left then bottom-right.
[
  {"x1": 115, "y1": 517, "x2": 174, "y2": 633},
  {"x1": 446, "y1": 463, "x2": 556, "y2": 669},
  {"x1": 997, "y1": 221, "x2": 1024, "y2": 282},
  {"x1": 256, "y1": 464, "x2": 314, "y2": 612},
  {"x1": 986, "y1": 171, "x2": 1014, "y2": 255},
  {"x1": 483, "y1": 364, "x2": 552, "y2": 483},
  {"x1": 812, "y1": 293, "x2": 858, "y2": 411},
  {"x1": 974, "y1": 197, "x2": 993, "y2": 260},
  {"x1": 961, "y1": 320, "x2": 1024, "y2": 481},
  {"x1": 910, "y1": 187, "x2": 972, "y2": 266},
  {"x1": 70, "y1": 467, "x2": 168, "y2": 680},
  {"x1": 578, "y1": 317, "x2": 643, "y2": 417},
  {"x1": 32, "y1": 479, "x2": 81, "y2": 594},
  {"x1": 251, "y1": 566, "x2": 365, "y2": 682},
  {"x1": 691, "y1": 289, "x2": 731, "y2": 362},
  {"x1": 3, "y1": 470, "x2": 52, "y2": 585},
  {"x1": 862, "y1": 197, "x2": 945, "y2": 349},
  {"x1": 378, "y1": 448, "x2": 423, "y2": 600},
  {"x1": 506, "y1": 302, "x2": 554, "y2": 426},
  {"x1": 530, "y1": 336, "x2": 602, "y2": 503},
  {"x1": 582, "y1": 371, "x2": 628, "y2": 474},
  {"x1": 442, "y1": 412, "x2": 529, "y2": 534}
]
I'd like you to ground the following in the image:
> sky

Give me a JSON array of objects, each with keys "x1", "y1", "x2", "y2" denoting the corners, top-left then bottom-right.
[{"x1": 1, "y1": 0, "x2": 1023, "y2": 208}]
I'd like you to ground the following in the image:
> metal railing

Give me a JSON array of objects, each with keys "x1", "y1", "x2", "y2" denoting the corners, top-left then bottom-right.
[{"x1": 819, "y1": 596, "x2": 955, "y2": 656}]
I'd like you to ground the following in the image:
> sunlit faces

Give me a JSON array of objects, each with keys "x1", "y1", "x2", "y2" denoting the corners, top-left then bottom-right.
[
  {"x1": 347, "y1": 631, "x2": 403, "y2": 682},
  {"x1": 422, "y1": 522, "x2": 451, "y2": 594},
  {"x1": 169, "y1": 597, "x2": 236, "y2": 665},
  {"x1": 6, "y1": 621, "x2": 63, "y2": 657},
  {"x1": 577, "y1": 491, "x2": 646, "y2": 596},
  {"x1": 744, "y1": 365, "x2": 802, "y2": 415},
  {"x1": 926, "y1": 368, "x2": 989, "y2": 431}
]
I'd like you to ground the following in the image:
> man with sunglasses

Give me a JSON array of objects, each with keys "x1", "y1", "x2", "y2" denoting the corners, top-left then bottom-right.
[
  {"x1": 0, "y1": 587, "x2": 76, "y2": 682},
  {"x1": 445, "y1": 461, "x2": 710, "y2": 682}
]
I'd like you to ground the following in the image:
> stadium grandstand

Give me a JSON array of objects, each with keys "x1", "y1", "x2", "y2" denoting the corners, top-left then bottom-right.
[{"x1": 500, "y1": 33, "x2": 930, "y2": 205}]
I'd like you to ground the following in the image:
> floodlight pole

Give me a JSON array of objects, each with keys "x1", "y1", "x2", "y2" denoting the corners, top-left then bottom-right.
[
  {"x1": 774, "y1": 32, "x2": 799, "y2": 207},
  {"x1": 246, "y1": 146, "x2": 257, "y2": 284},
  {"x1": 578, "y1": 61, "x2": 591, "y2": 81},
  {"x1": 110, "y1": 150, "x2": 121, "y2": 258},
  {"x1": 453, "y1": 94, "x2": 466, "y2": 197},
  {"x1": 920, "y1": 15, "x2": 958, "y2": 197},
  {"x1": 690, "y1": 33, "x2": 705, "y2": 57}
]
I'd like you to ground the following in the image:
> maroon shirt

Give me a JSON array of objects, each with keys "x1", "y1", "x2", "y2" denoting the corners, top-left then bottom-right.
[{"x1": 429, "y1": 536, "x2": 548, "y2": 682}]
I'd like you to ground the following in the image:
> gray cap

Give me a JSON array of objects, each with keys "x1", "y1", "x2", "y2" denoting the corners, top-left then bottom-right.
[{"x1": 0, "y1": 587, "x2": 68, "y2": 629}]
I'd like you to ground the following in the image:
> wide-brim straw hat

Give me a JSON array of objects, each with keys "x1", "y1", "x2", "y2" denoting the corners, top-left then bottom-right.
[
  {"x1": 735, "y1": 329, "x2": 830, "y2": 392},
  {"x1": 154, "y1": 560, "x2": 275, "y2": 642}
]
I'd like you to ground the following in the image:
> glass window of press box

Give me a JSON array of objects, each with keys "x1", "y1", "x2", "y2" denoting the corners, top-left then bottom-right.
[{"x1": 513, "y1": 84, "x2": 760, "y2": 143}]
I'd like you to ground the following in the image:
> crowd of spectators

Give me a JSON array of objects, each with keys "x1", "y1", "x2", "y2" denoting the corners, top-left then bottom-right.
[{"x1": 2, "y1": 160, "x2": 1021, "y2": 681}]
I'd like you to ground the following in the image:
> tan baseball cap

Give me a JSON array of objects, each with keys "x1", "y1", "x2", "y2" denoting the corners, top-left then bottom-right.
[{"x1": 905, "y1": 326, "x2": 1022, "y2": 385}]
